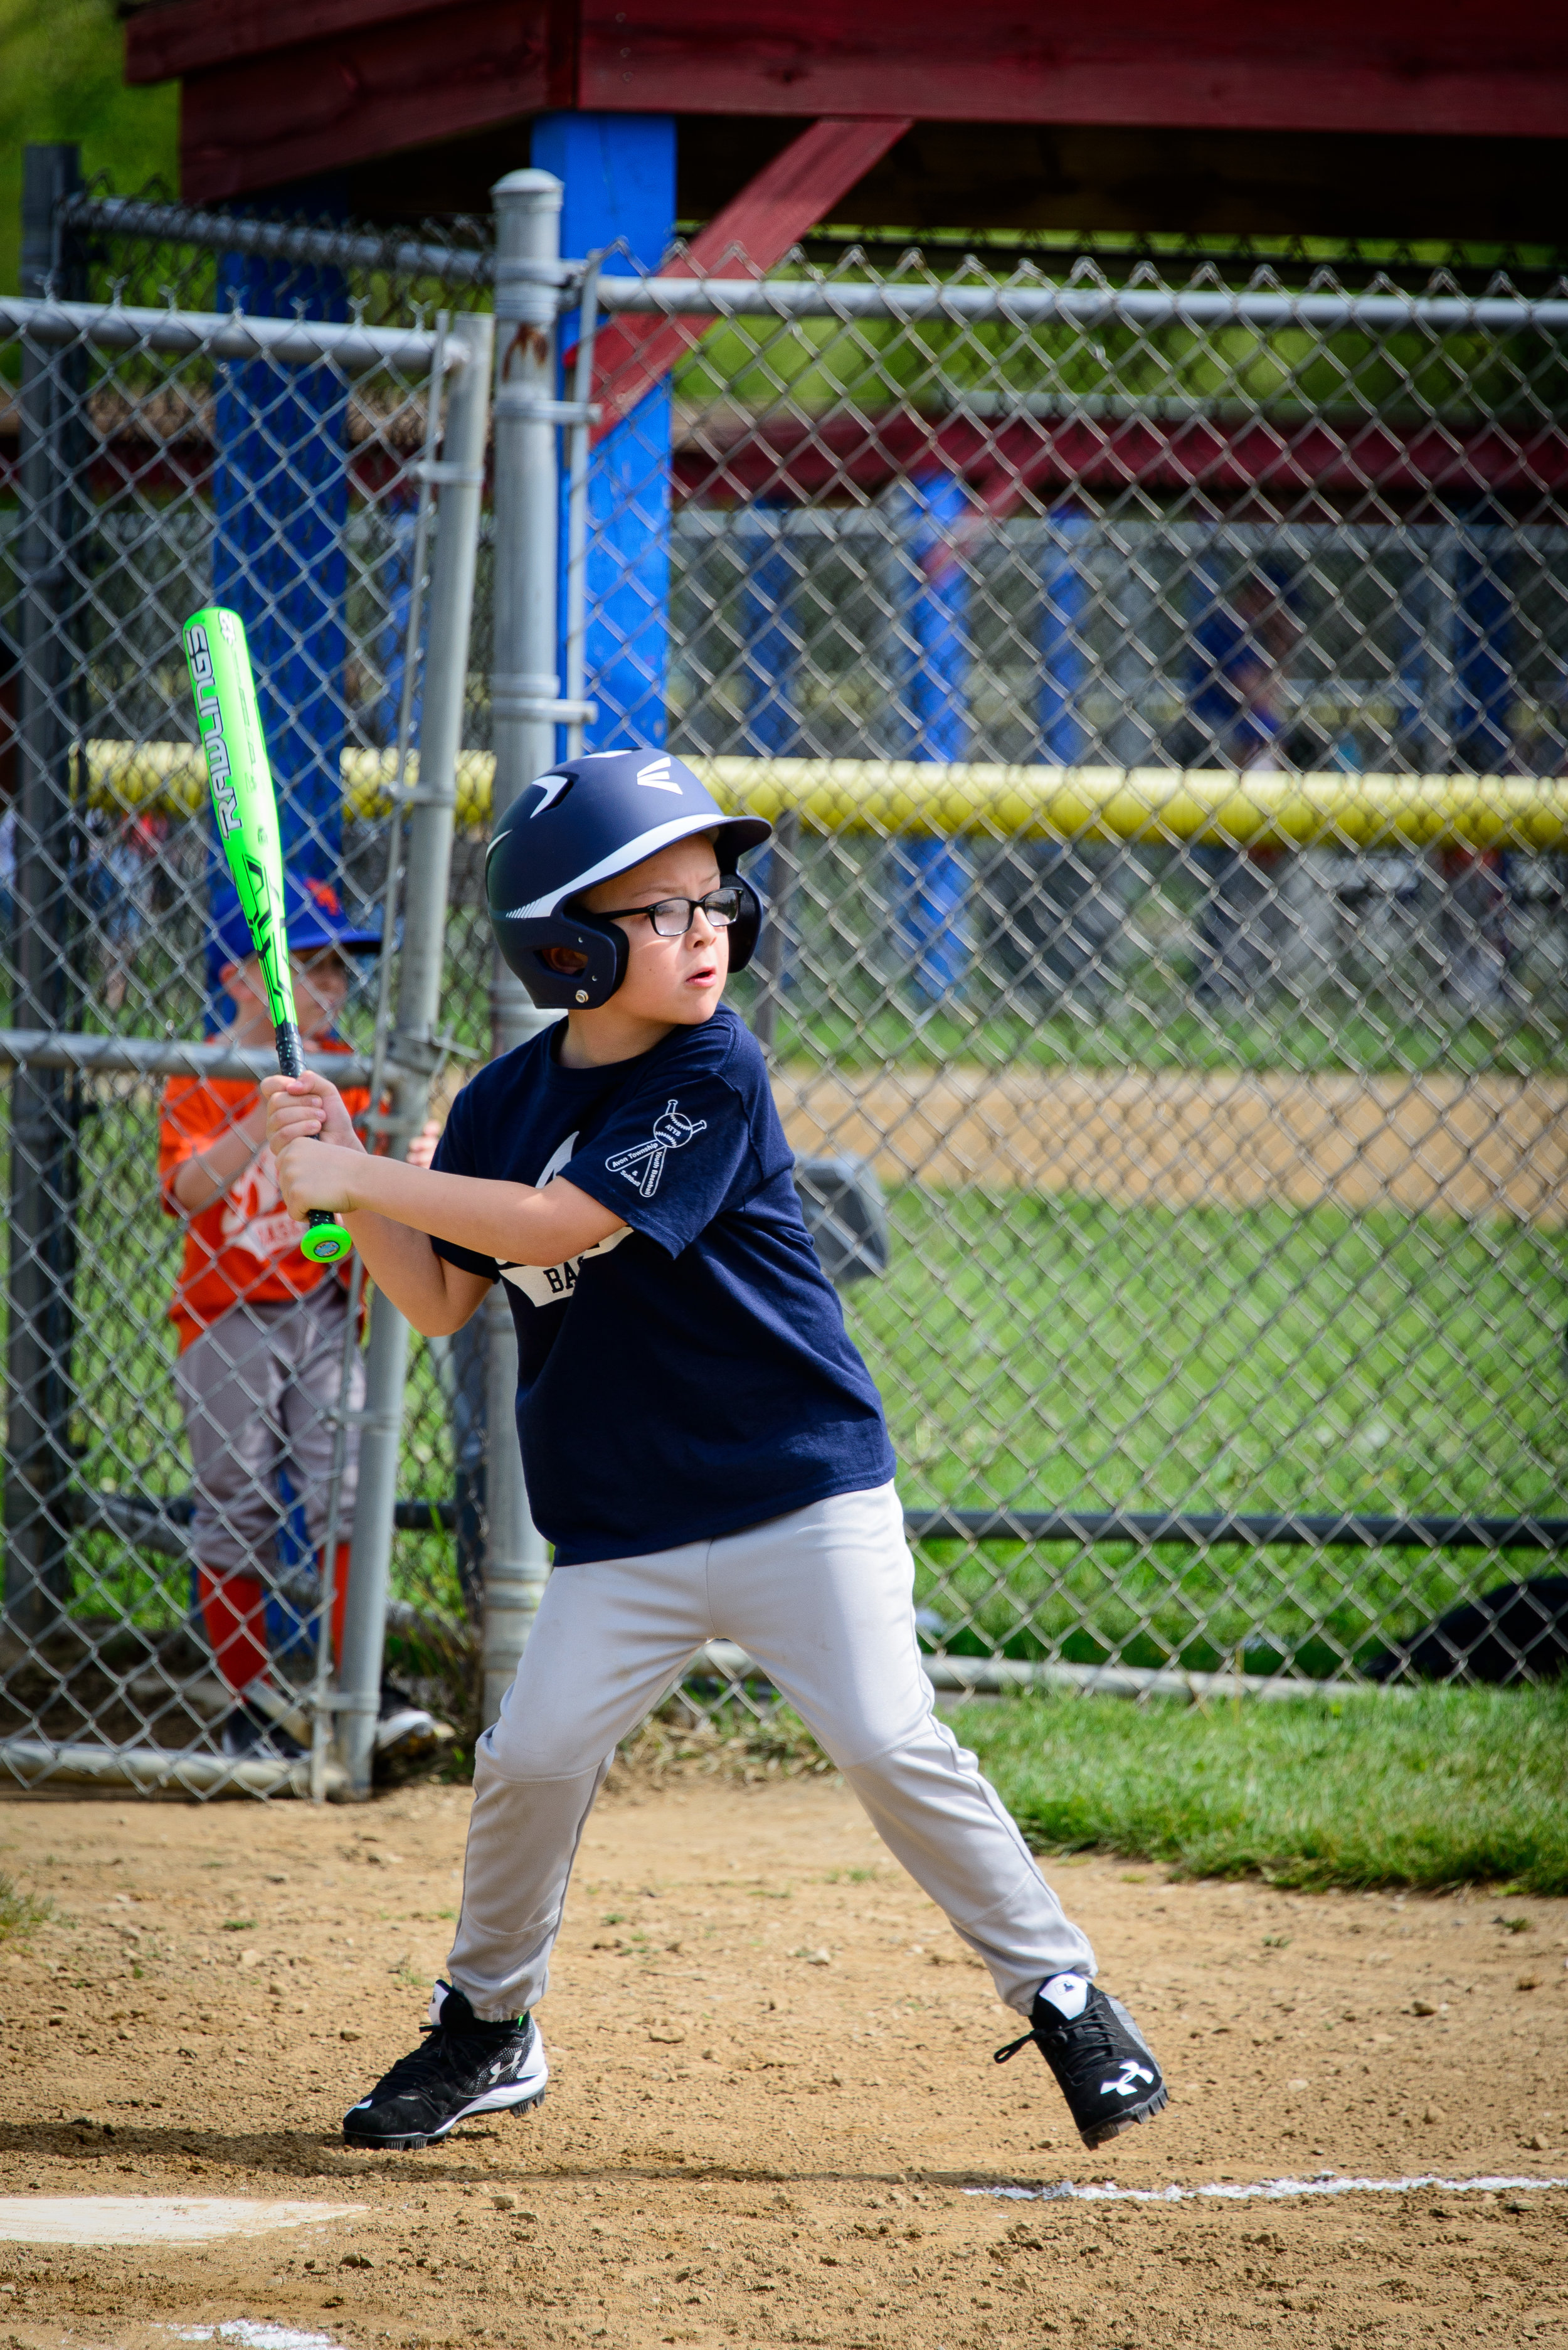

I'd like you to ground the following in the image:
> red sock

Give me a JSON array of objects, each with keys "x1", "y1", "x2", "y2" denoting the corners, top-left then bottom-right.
[
  {"x1": 198, "y1": 1568, "x2": 269, "y2": 1694},
  {"x1": 322, "y1": 1541, "x2": 351, "y2": 1667}
]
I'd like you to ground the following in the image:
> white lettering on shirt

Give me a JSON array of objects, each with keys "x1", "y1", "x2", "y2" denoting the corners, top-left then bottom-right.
[
  {"x1": 218, "y1": 1147, "x2": 303, "y2": 1266},
  {"x1": 495, "y1": 1127, "x2": 630, "y2": 1308}
]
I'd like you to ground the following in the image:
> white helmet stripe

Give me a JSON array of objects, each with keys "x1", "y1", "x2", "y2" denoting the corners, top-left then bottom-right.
[{"x1": 502, "y1": 813, "x2": 728, "y2": 921}]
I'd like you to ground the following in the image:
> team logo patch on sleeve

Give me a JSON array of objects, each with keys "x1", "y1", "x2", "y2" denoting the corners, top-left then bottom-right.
[{"x1": 605, "y1": 1098, "x2": 707, "y2": 1199}]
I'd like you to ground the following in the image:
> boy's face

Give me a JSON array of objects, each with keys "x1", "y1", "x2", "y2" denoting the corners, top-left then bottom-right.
[
  {"x1": 227, "y1": 947, "x2": 351, "y2": 1038},
  {"x1": 579, "y1": 832, "x2": 728, "y2": 1028}
]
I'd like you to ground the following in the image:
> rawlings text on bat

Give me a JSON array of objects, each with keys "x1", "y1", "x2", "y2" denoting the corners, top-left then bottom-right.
[{"x1": 182, "y1": 605, "x2": 354, "y2": 1267}]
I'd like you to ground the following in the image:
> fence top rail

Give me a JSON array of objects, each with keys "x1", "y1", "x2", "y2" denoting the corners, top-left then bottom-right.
[
  {"x1": 0, "y1": 292, "x2": 462, "y2": 372},
  {"x1": 595, "y1": 272, "x2": 1568, "y2": 334},
  {"x1": 79, "y1": 743, "x2": 1568, "y2": 852},
  {"x1": 689, "y1": 758, "x2": 1568, "y2": 853},
  {"x1": 58, "y1": 193, "x2": 495, "y2": 290},
  {"x1": 0, "y1": 1029, "x2": 375, "y2": 1087}
]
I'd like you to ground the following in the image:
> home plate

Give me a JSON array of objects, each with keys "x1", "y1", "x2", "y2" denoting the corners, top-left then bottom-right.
[{"x1": 0, "y1": 2198, "x2": 364, "y2": 2246}]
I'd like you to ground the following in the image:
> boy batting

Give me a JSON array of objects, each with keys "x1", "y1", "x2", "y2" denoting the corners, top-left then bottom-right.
[{"x1": 263, "y1": 749, "x2": 1167, "y2": 2152}]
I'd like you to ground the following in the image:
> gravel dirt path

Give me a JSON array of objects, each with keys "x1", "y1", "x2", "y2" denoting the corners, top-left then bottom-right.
[
  {"x1": 780, "y1": 1065, "x2": 1568, "y2": 1223},
  {"x1": 3, "y1": 1770, "x2": 1566, "y2": 2348}
]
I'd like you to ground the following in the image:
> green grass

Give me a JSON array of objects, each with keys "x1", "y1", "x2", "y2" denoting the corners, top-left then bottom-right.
[
  {"x1": 7, "y1": 1037, "x2": 1560, "y2": 1700},
  {"x1": 0, "y1": 1869, "x2": 51, "y2": 1940},
  {"x1": 13, "y1": 1107, "x2": 1562, "y2": 1690},
  {"x1": 950, "y1": 1683, "x2": 1568, "y2": 1894},
  {"x1": 739, "y1": 981, "x2": 1568, "y2": 1081},
  {"x1": 844, "y1": 1185, "x2": 1568, "y2": 1676}
]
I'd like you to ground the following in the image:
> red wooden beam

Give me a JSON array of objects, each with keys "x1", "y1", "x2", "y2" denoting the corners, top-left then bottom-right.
[
  {"x1": 588, "y1": 115, "x2": 913, "y2": 441},
  {"x1": 173, "y1": 2, "x2": 551, "y2": 201},
  {"x1": 128, "y1": 1, "x2": 1568, "y2": 205},
  {"x1": 7, "y1": 408, "x2": 1555, "y2": 519},
  {"x1": 124, "y1": 0, "x2": 473, "y2": 84},
  {"x1": 580, "y1": 0, "x2": 1568, "y2": 139},
  {"x1": 667, "y1": 408, "x2": 1568, "y2": 519}
]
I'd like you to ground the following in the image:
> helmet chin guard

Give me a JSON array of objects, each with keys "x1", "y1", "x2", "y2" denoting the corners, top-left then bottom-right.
[{"x1": 486, "y1": 749, "x2": 771, "y2": 1009}]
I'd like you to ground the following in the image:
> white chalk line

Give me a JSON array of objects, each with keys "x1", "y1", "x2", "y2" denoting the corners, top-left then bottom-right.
[
  {"x1": 172, "y1": 2327, "x2": 343, "y2": 2350},
  {"x1": 969, "y1": 2171, "x2": 1568, "y2": 2207}
]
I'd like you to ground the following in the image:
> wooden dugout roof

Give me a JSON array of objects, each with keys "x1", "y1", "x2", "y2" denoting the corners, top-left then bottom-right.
[{"x1": 122, "y1": 1, "x2": 1568, "y2": 233}]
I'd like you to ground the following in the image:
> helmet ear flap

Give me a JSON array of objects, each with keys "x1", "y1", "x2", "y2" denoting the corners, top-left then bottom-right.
[
  {"x1": 495, "y1": 911, "x2": 628, "y2": 1009},
  {"x1": 722, "y1": 873, "x2": 763, "y2": 974}
]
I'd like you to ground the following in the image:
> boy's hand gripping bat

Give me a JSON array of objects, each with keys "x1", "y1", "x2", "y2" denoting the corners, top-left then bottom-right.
[{"x1": 181, "y1": 605, "x2": 354, "y2": 1267}]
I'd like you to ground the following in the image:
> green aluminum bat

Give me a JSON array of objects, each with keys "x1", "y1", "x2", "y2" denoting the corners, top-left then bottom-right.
[{"x1": 181, "y1": 605, "x2": 353, "y2": 1267}]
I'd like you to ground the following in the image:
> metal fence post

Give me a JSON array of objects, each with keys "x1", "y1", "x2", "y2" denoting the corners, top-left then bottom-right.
[
  {"x1": 480, "y1": 967, "x2": 555, "y2": 1729},
  {"x1": 482, "y1": 167, "x2": 566, "y2": 1726},
  {"x1": 333, "y1": 314, "x2": 494, "y2": 1797},
  {"x1": 5, "y1": 146, "x2": 83, "y2": 1648}
]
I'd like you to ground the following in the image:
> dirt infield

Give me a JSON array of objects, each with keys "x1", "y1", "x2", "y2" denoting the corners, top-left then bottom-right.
[
  {"x1": 3, "y1": 1768, "x2": 1566, "y2": 2349},
  {"x1": 780, "y1": 1065, "x2": 1568, "y2": 1224}
]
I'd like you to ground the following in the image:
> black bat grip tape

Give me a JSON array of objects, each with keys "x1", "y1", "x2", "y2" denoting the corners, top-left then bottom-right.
[
  {"x1": 273, "y1": 1022, "x2": 304, "y2": 1080},
  {"x1": 273, "y1": 1023, "x2": 339, "y2": 1239}
]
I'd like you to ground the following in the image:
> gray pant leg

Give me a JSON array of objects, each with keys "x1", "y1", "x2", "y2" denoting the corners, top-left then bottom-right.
[
  {"x1": 275, "y1": 1287, "x2": 363, "y2": 1548},
  {"x1": 447, "y1": 1490, "x2": 1093, "y2": 2025},
  {"x1": 447, "y1": 1542, "x2": 709, "y2": 2021},
  {"x1": 837, "y1": 1723, "x2": 1094, "y2": 2010},
  {"x1": 176, "y1": 1305, "x2": 291, "y2": 1576},
  {"x1": 710, "y1": 1483, "x2": 1096, "y2": 2013}
]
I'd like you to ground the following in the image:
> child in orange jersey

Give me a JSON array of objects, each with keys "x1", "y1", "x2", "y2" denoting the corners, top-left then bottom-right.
[{"x1": 159, "y1": 878, "x2": 437, "y2": 1763}]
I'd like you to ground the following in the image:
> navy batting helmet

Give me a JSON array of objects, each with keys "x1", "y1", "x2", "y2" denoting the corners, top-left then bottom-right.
[{"x1": 485, "y1": 748, "x2": 772, "y2": 1009}]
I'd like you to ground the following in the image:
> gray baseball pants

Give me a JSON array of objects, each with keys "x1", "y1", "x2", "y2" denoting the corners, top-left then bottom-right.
[
  {"x1": 175, "y1": 1289, "x2": 362, "y2": 1575},
  {"x1": 448, "y1": 1479, "x2": 1094, "y2": 2022}
]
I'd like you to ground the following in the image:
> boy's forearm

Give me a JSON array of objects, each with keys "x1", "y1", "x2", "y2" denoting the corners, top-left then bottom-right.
[
  {"x1": 336, "y1": 1154, "x2": 615, "y2": 1269},
  {"x1": 342, "y1": 1207, "x2": 474, "y2": 1334},
  {"x1": 341, "y1": 1156, "x2": 527, "y2": 1257}
]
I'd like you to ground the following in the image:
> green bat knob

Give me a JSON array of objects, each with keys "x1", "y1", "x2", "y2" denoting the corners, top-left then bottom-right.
[{"x1": 300, "y1": 1211, "x2": 354, "y2": 1265}]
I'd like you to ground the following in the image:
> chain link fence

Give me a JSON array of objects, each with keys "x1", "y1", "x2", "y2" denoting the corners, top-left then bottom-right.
[
  {"x1": 572, "y1": 236, "x2": 1568, "y2": 1708},
  {"x1": 3, "y1": 174, "x2": 1566, "y2": 1802},
  {"x1": 0, "y1": 181, "x2": 495, "y2": 1793}
]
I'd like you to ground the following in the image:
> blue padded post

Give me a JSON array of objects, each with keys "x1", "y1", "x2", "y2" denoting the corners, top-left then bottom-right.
[
  {"x1": 380, "y1": 504, "x2": 423, "y2": 751},
  {"x1": 1394, "y1": 552, "x2": 1433, "y2": 770},
  {"x1": 740, "y1": 502, "x2": 801, "y2": 1009},
  {"x1": 893, "y1": 472, "x2": 971, "y2": 1001},
  {"x1": 1017, "y1": 505, "x2": 1096, "y2": 1004},
  {"x1": 741, "y1": 503, "x2": 800, "y2": 757},
  {"x1": 534, "y1": 113, "x2": 676, "y2": 755},
  {"x1": 1040, "y1": 508, "x2": 1089, "y2": 763},
  {"x1": 1452, "y1": 524, "x2": 1513, "y2": 774}
]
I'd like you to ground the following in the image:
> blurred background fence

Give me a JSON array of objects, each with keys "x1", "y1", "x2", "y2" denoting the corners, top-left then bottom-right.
[
  {"x1": 0, "y1": 176, "x2": 497, "y2": 1794},
  {"x1": 581, "y1": 246, "x2": 1568, "y2": 1708},
  {"x1": 3, "y1": 162, "x2": 1567, "y2": 1797}
]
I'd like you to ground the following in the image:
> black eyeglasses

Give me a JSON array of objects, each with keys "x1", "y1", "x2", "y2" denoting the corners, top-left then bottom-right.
[{"x1": 593, "y1": 886, "x2": 743, "y2": 937}]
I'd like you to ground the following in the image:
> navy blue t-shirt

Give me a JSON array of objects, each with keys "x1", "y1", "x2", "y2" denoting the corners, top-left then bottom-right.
[{"x1": 430, "y1": 1004, "x2": 894, "y2": 1564}]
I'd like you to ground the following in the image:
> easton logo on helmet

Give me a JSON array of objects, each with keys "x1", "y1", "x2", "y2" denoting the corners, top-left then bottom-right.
[{"x1": 637, "y1": 755, "x2": 679, "y2": 792}]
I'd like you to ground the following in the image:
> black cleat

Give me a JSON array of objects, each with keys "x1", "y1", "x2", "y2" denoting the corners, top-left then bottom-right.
[
  {"x1": 995, "y1": 1981, "x2": 1167, "y2": 2150},
  {"x1": 220, "y1": 1703, "x2": 306, "y2": 1762},
  {"x1": 373, "y1": 1679, "x2": 447, "y2": 1778},
  {"x1": 343, "y1": 1981, "x2": 549, "y2": 2150}
]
